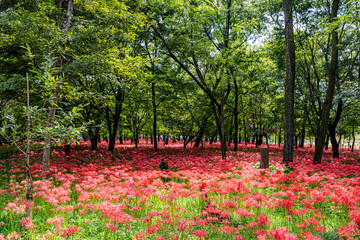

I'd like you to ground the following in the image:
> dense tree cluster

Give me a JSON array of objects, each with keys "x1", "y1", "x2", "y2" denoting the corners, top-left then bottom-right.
[{"x1": 0, "y1": 0, "x2": 359, "y2": 167}]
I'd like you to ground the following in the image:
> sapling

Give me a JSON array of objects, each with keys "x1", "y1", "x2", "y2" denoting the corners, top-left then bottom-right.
[
  {"x1": 25, "y1": 73, "x2": 33, "y2": 218},
  {"x1": 0, "y1": 73, "x2": 34, "y2": 218}
]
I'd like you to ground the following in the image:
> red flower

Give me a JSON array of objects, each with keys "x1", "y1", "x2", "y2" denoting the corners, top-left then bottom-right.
[
  {"x1": 194, "y1": 230, "x2": 208, "y2": 238},
  {"x1": 62, "y1": 226, "x2": 80, "y2": 237}
]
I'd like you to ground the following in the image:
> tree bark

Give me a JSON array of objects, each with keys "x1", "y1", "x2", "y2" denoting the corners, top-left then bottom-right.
[
  {"x1": 42, "y1": 0, "x2": 73, "y2": 175},
  {"x1": 278, "y1": 127, "x2": 282, "y2": 147},
  {"x1": 234, "y1": 78, "x2": 238, "y2": 151},
  {"x1": 325, "y1": 134, "x2": 329, "y2": 150},
  {"x1": 299, "y1": 120, "x2": 306, "y2": 148},
  {"x1": 107, "y1": 88, "x2": 124, "y2": 152},
  {"x1": 152, "y1": 82, "x2": 158, "y2": 149},
  {"x1": 282, "y1": 0, "x2": 296, "y2": 163},
  {"x1": 90, "y1": 128, "x2": 99, "y2": 150},
  {"x1": 260, "y1": 147, "x2": 269, "y2": 169},
  {"x1": 328, "y1": 99, "x2": 343, "y2": 158},
  {"x1": 313, "y1": 0, "x2": 340, "y2": 164},
  {"x1": 119, "y1": 131, "x2": 123, "y2": 144},
  {"x1": 351, "y1": 126, "x2": 355, "y2": 152},
  {"x1": 42, "y1": 86, "x2": 59, "y2": 174},
  {"x1": 64, "y1": 144, "x2": 70, "y2": 156},
  {"x1": 219, "y1": 91, "x2": 226, "y2": 159},
  {"x1": 26, "y1": 73, "x2": 33, "y2": 218},
  {"x1": 243, "y1": 117, "x2": 247, "y2": 146},
  {"x1": 194, "y1": 117, "x2": 208, "y2": 147}
]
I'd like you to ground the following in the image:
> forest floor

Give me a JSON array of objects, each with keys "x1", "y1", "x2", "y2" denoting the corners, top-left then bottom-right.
[{"x1": 0, "y1": 140, "x2": 360, "y2": 239}]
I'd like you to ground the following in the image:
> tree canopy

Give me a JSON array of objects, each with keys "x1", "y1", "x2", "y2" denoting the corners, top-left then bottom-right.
[{"x1": 0, "y1": 0, "x2": 359, "y2": 165}]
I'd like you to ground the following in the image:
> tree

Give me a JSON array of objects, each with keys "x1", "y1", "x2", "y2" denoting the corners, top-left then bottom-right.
[
  {"x1": 313, "y1": 0, "x2": 340, "y2": 164},
  {"x1": 146, "y1": 0, "x2": 260, "y2": 158},
  {"x1": 282, "y1": 0, "x2": 296, "y2": 163}
]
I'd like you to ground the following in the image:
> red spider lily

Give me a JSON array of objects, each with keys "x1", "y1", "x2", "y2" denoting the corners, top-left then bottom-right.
[{"x1": 62, "y1": 225, "x2": 80, "y2": 237}]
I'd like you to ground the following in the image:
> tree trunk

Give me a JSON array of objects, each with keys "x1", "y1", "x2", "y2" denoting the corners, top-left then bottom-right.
[
  {"x1": 42, "y1": 0, "x2": 73, "y2": 175},
  {"x1": 234, "y1": 79, "x2": 238, "y2": 151},
  {"x1": 119, "y1": 132, "x2": 123, "y2": 144},
  {"x1": 243, "y1": 117, "x2": 247, "y2": 146},
  {"x1": 107, "y1": 88, "x2": 124, "y2": 152},
  {"x1": 351, "y1": 126, "x2": 355, "y2": 152},
  {"x1": 194, "y1": 118, "x2": 208, "y2": 147},
  {"x1": 260, "y1": 147, "x2": 269, "y2": 169},
  {"x1": 278, "y1": 127, "x2": 282, "y2": 147},
  {"x1": 313, "y1": 0, "x2": 340, "y2": 164},
  {"x1": 325, "y1": 134, "x2": 329, "y2": 150},
  {"x1": 209, "y1": 135, "x2": 215, "y2": 144},
  {"x1": 219, "y1": 91, "x2": 226, "y2": 159},
  {"x1": 26, "y1": 73, "x2": 33, "y2": 218},
  {"x1": 42, "y1": 87, "x2": 59, "y2": 175},
  {"x1": 299, "y1": 121, "x2": 305, "y2": 148},
  {"x1": 282, "y1": 0, "x2": 296, "y2": 163},
  {"x1": 90, "y1": 129, "x2": 99, "y2": 150},
  {"x1": 328, "y1": 99, "x2": 343, "y2": 158},
  {"x1": 152, "y1": 83, "x2": 157, "y2": 149},
  {"x1": 64, "y1": 144, "x2": 70, "y2": 156},
  {"x1": 135, "y1": 138, "x2": 138, "y2": 148},
  {"x1": 228, "y1": 116, "x2": 233, "y2": 147}
]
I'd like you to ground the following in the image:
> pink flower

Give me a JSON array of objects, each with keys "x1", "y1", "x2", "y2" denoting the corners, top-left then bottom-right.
[
  {"x1": 147, "y1": 223, "x2": 160, "y2": 234},
  {"x1": 234, "y1": 236, "x2": 245, "y2": 240},
  {"x1": 5, "y1": 232, "x2": 19, "y2": 240},
  {"x1": 220, "y1": 224, "x2": 238, "y2": 234},
  {"x1": 20, "y1": 217, "x2": 34, "y2": 229},
  {"x1": 134, "y1": 232, "x2": 147, "y2": 240},
  {"x1": 235, "y1": 208, "x2": 254, "y2": 217},
  {"x1": 257, "y1": 214, "x2": 271, "y2": 226},
  {"x1": 154, "y1": 236, "x2": 165, "y2": 240},
  {"x1": 105, "y1": 222, "x2": 118, "y2": 232},
  {"x1": 349, "y1": 210, "x2": 360, "y2": 226},
  {"x1": 301, "y1": 232, "x2": 321, "y2": 240},
  {"x1": 268, "y1": 227, "x2": 298, "y2": 240},
  {"x1": 194, "y1": 230, "x2": 208, "y2": 238},
  {"x1": 62, "y1": 225, "x2": 80, "y2": 237},
  {"x1": 337, "y1": 221, "x2": 360, "y2": 237},
  {"x1": 46, "y1": 216, "x2": 64, "y2": 225}
]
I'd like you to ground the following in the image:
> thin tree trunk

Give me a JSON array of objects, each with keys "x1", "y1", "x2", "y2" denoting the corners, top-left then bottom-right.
[
  {"x1": 209, "y1": 134, "x2": 215, "y2": 144},
  {"x1": 42, "y1": 0, "x2": 73, "y2": 175},
  {"x1": 234, "y1": 79, "x2": 238, "y2": 151},
  {"x1": 26, "y1": 73, "x2": 33, "y2": 218},
  {"x1": 64, "y1": 143, "x2": 70, "y2": 156},
  {"x1": 152, "y1": 83, "x2": 157, "y2": 149},
  {"x1": 328, "y1": 99, "x2": 342, "y2": 158},
  {"x1": 283, "y1": 0, "x2": 296, "y2": 163},
  {"x1": 42, "y1": 86, "x2": 59, "y2": 175},
  {"x1": 107, "y1": 88, "x2": 123, "y2": 152},
  {"x1": 313, "y1": 0, "x2": 340, "y2": 164},
  {"x1": 194, "y1": 118, "x2": 208, "y2": 147},
  {"x1": 243, "y1": 117, "x2": 247, "y2": 146},
  {"x1": 228, "y1": 116, "x2": 233, "y2": 147},
  {"x1": 325, "y1": 134, "x2": 329, "y2": 150},
  {"x1": 300, "y1": 120, "x2": 306, "y2": 148},
  {"x1": 278, "y1": 127, "x2": 282, "y2": 147},
  {"x1": 351, "y1": 126, "x2": 355, "y2": 152},
  {"x1": 219, "y1": 91, "x2": 226, "y2": 159},
  {"x1": 90, "y1": 128, "x2": 99, "y2": 150},
  {"x1": 119, "y1": 131, "x2": 123, "y2": 144}
]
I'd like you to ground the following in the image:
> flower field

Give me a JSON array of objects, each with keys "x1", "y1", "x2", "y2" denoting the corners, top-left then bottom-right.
[{"x1": 0, "y1": 140, "x2": 360, "y2": 239}]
